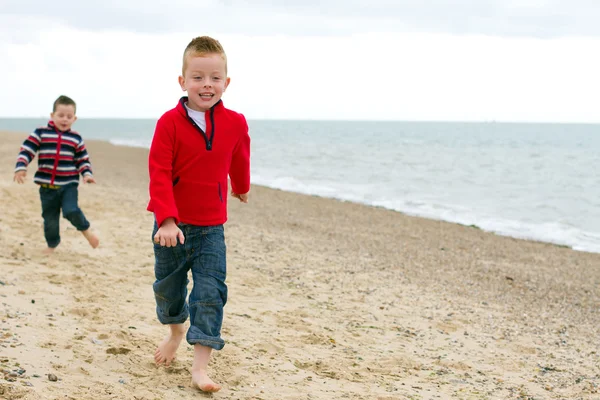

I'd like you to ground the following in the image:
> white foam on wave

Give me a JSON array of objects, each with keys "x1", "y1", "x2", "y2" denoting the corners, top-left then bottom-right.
[
  {"x1": 254, "y1": 173, "x2": 600, "y2": 254},
  {"x1": 109, "y1": 138, "x2": 151, "y2": 149}
]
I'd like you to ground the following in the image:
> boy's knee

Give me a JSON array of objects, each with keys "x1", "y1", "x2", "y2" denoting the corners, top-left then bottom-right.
[
  {"x1": 63, "y1": 207, "x2": 79, "y2": 217},
  {"x1": 63, "y1": 210, "x2": 89, "y2": 230},
  {"x1": 63, "y1": 209, "x2": 84, "y2": 223}
]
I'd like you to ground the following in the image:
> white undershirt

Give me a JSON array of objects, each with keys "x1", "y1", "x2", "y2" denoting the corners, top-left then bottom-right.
[{"x1": 185, "y1": 103, "x2": 207, "y2": 132}]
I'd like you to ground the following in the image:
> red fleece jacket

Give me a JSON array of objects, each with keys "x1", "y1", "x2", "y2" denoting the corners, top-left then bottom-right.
[{"x1": 147, "y1": 97, "x2": 250, "y2": 227}]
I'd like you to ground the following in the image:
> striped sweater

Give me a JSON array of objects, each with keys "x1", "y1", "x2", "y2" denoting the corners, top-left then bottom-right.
[{"x1": 15, "y1": 121, "x2": 93, "y2": 186}]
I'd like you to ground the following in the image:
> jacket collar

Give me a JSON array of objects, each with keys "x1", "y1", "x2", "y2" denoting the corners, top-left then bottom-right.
[
  {"x1": 176, "y1": 96, "x2": 223, "y2": 117},
  {"x1": 48, "y1": 120, "x2": 70, "y2": 133}
]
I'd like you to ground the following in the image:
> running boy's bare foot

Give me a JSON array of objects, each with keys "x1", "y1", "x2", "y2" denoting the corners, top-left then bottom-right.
[
  {"x1": 82, "y1": 229, "x2": 99, "y2": 248},
  {"x1": 154, "y1": 323, "x2": 185, "y2": 366},
  {"x1": 190, "y1": 344, "x2": 221, "y2": 392},
  {"x1": 42, "y1": 247, "x2": 55, "y2": 255},
  {"x1": 191, "y1": 369, "x2": 221, "y2": 392}
]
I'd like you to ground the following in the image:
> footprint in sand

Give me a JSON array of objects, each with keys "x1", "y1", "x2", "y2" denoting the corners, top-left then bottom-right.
[{"x1": 106, "y1": 347, "x2": 131, "y2": 355}]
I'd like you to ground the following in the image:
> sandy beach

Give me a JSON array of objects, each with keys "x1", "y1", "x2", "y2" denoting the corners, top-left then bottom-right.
[{"x1": 0, "y1": 130, "x2": 599, "y2": 400}]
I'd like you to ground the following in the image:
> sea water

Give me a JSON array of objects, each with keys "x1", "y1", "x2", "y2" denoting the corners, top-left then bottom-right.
[{"x1": 2, "y1": 118, "x2": 599, "y2": 253}]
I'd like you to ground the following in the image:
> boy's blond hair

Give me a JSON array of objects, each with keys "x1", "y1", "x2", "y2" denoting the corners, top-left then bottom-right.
[{"x1": 182, "y1": 36, "x2": 228, "y2": 75}]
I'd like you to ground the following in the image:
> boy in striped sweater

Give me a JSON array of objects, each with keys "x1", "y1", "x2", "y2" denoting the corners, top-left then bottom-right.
[{"x1": 13, "y1": 95, "x2": 100, "y2": 253}]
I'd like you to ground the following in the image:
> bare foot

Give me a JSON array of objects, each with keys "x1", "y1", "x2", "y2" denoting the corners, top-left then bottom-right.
[
  {"x1": 154, "y1": 324, "x2": 185, "y2": 366},
  {"x1": 42, "y1": 247, "x2": 55, "y2": 255},
  {"x1": 191, "y1": 369, "x2": 221, "y2": 393},
  {"x1": 82, "y1": 229, "x2": 99, "y2": 249}
]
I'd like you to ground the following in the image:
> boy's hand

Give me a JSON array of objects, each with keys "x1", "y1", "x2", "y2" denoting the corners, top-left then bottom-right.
[
  {"x1": 13, "y1": 171, "x2": 26, "y2": 184},
  {"x1": 154, "y1": 218, "x2": 185, "y2": 247},
  {"x1": 83, "y1": 175, "x2": 96, "y2": 184},
  {"x1": 231, "y1": 191, "x2": 249, "y2": 203}
]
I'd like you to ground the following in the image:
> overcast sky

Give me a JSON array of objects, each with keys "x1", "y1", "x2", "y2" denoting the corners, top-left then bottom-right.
[{"x1": 1, "y1": 0, "x2": 599, "y2": 122}]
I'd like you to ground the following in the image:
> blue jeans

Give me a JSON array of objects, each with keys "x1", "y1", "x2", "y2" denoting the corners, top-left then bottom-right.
[
  {"x1": 152, "y1": 222, "x2": 228, "y2": 350},
  {"x1": 39, "y1": 184, "x2": 90, "y2": 248}
]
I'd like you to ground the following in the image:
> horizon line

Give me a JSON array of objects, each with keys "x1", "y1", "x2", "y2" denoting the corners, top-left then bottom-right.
[{"x1": 0, "y1": 116, "x2": 599, "y2": 125}]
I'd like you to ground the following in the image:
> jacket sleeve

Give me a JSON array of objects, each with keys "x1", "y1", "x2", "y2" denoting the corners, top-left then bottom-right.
[
  {"x1": 74, "y1": 139, "x2": 93, "y2": 177},
  {"x1": 148, "y1": 116, "x2": 179, "y2": 226},
  {"x1": 229, "y1": 114, "x2": 251, "y2": 195},
  {"x1": 15, "y1": 130, "x2": 41, "y2": 172}
]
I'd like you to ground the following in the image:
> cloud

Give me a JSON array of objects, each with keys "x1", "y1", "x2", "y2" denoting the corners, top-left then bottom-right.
[
  {"x1": 1, "y1": 25, "x2": 599, "y2": 122},
  {"x1": 1, "y1": 1, "x2": 599, "y2": 122},
  {"x1": 1, "y1": 0, "x2": 599, "y2": 38}
]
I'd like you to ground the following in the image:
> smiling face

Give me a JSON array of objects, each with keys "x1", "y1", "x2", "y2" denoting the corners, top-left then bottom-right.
[
  {"x1": 50, "y1": 104, "x2": 77, "y2": 132},
  {"x1": 179, "y1": 53, "x2": 230, "y2": 112}
]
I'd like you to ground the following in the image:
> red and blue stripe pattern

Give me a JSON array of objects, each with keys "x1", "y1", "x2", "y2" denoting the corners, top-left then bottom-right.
[{"x1": 15, "y1": 121, "x2": 93, "y2": 186}]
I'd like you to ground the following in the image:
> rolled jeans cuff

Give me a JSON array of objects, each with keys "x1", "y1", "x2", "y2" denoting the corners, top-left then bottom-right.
[
  {"x1": 186, "y1": 325, "x2": 225, "y2": 350},
  {"x1": 155, "y1": 304, "x2": 189, "y2": 325}
]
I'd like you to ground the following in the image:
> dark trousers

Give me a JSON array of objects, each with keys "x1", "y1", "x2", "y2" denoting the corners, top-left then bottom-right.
[{"x1": 39, "y1": 184, "x2": 90, "y2": 248}]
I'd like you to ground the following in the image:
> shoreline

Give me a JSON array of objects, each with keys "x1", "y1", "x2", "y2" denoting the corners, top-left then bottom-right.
[
  {"x1": 5, "y1": 129, "x2": 596, "y2": 255},
  {"x1": 1, "y1": 130, "x2": 599, "y2": 399}
]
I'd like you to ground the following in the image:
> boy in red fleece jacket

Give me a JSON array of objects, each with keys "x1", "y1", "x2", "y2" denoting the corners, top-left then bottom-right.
[{"x1": 147, "y1": 36, "x2": 250, "y2": 393}]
